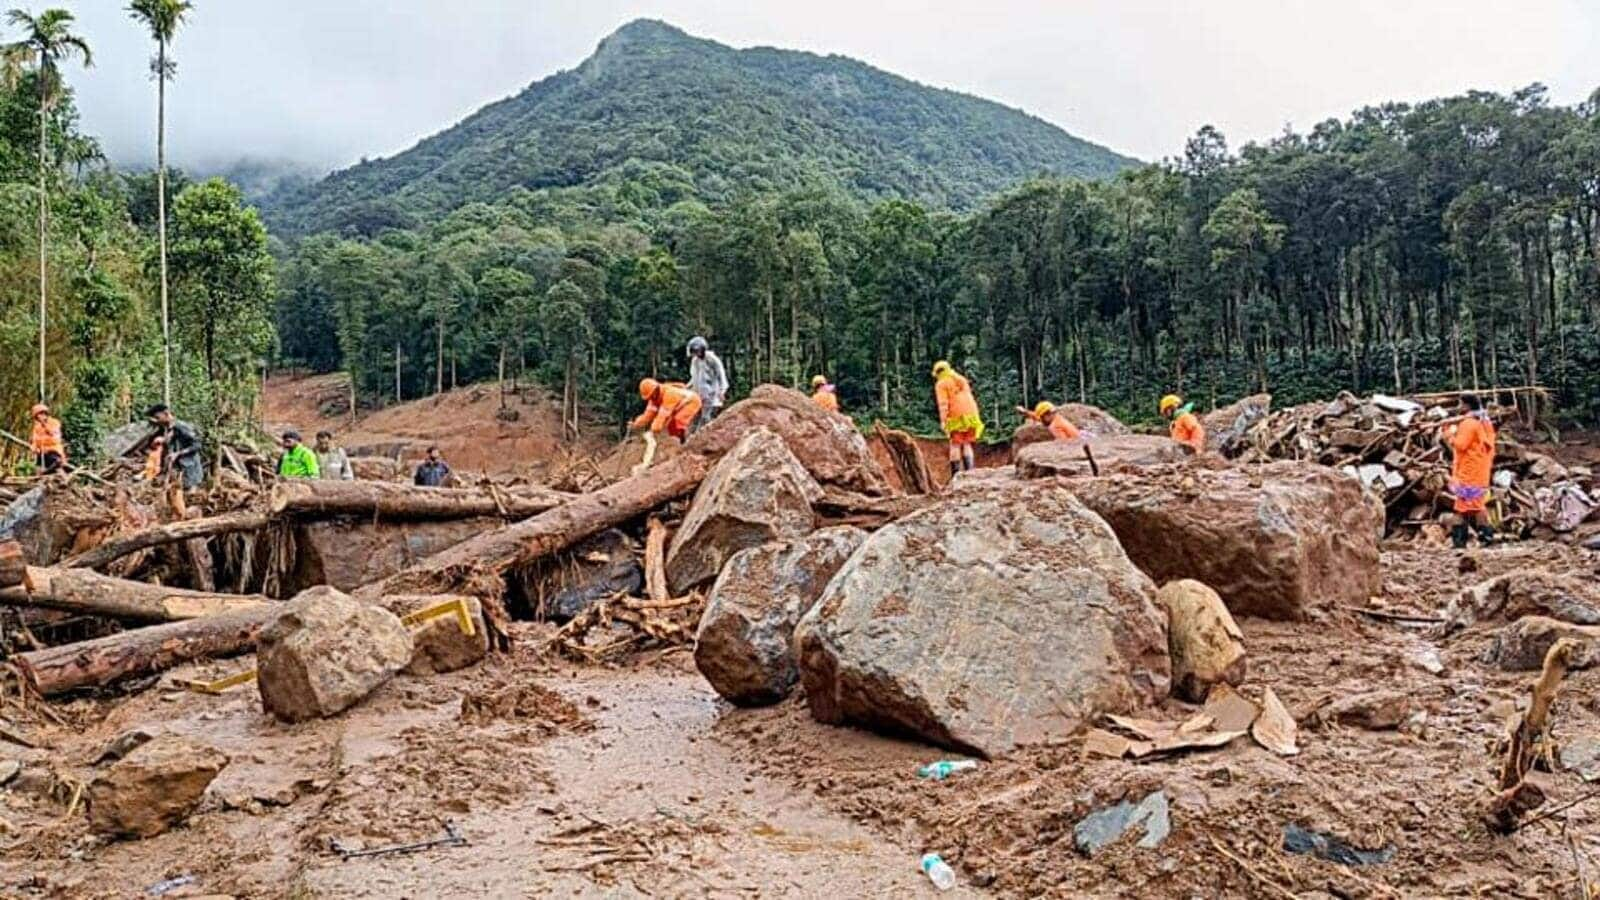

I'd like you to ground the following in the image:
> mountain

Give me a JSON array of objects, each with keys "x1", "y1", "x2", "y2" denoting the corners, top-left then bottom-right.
[{"x1": 262, "y1": 19, "x2": 1136, "y2": 235}]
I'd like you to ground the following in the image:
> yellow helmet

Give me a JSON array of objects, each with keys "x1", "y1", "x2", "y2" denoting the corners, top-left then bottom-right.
[
  {"x1": 1159, "y1": 394, "x2": 1182, "y2": 415},
  {"x1": 931, "y1": 360, "x2": 952, "y2": 379},
  {"x1": 811, "y1": 374, "x2": 828, "y2": 388},
  {"x1": 639, "y1": 378, "x2": 661, "y2": 400},
  {"x1": 1033, "y1": 401, "x2": 1055, "y2": 419}
]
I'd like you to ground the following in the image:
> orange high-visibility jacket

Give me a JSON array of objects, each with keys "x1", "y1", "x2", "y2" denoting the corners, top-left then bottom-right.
[
  {"x1": 935, "y1": 373, "x2": 979, "y2": 428},
  {"x1": 1047, "y1": 415, "x2": 1080, "y2": 441},
  {"x1": 1170, "y1": 412, "x2": 1204, "y2": 452},
  {"x1": 812, "y1": 389, "x2": 839, "y2": 413},
  {"x1": 30, "y1": 416, "x2": 65, "y2": 459},
  {"x1": 1450, "y1": 416, "x2": 1496, "y2": 489},
  {"x1": 631, "y1": 382, "x2": 701, "y2": 433}
]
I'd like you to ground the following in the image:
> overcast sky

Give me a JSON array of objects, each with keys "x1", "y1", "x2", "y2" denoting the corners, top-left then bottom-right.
[{"x1": 53, "y1": 0, "x2": 1600, "y2": 175}]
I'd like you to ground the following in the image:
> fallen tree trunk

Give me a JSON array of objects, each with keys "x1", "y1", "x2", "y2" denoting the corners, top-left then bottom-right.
[
  {"x1": 362, "y1": 452, "x2": 709, "y2": 604},
  {"x1": 16, "y1": 566, "x2": 268, "y2": 623},
  {"x1": 0, "y1": 539, "x2": 23, "y2": 588},
  {"x1": 269, "y1": 479, "x2": 575, "y2": 520},
  {"x1": 60, "y1": 509, "x2": 271, "y2": 572},
  {"x1": 10, "y1": 603, "x2": 281, "y2": 696}
]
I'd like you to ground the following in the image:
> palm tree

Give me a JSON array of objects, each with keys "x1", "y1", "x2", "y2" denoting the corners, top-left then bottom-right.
[
  {"x1": 3, "y1": 7, "x2": 91, "y2": 403},
  {"x1": 128, "y1": 0, "x2": 190, "y2": 406}
]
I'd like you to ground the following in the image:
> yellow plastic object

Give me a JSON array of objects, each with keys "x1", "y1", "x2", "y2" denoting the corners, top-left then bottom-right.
[{"x1": 181, "y1": 667, "x2": 258, "y2": 695}]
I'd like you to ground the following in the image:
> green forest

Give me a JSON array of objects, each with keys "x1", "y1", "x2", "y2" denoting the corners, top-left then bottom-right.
[{"x1": 5, "y1": 11, "x2": 1600, "y2": 465}]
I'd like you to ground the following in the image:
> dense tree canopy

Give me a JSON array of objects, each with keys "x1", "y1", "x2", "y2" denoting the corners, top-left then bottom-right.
[{"x1": 275, "y1": 85, "x2": 1600, "y2": 433}]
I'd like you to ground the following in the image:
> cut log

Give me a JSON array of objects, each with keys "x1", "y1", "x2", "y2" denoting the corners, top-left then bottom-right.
[
  {"x1": 61, "y1": 509, "x2": 271, "y2": 572},
  {"x1": 15, "y1": 566, "x2": 268, "y2": 623},
  {"x1": 0, "y1": 539, "x2": 23, "y2": 588},
  {"x1": 269, "y1": 480, "x2": 574, "y2": 521},
  {"x1": 361, "y1": 452, "x2": 710, "y2": 605},
  {"x1": 644, "y1": 518, "x2": 670, "y2": 605},
  {"x1": 10, "y1": 604, "x2": 281, "y2": 696}
]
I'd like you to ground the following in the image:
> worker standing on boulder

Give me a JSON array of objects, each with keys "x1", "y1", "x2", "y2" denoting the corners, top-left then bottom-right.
[
  {"x1": 28, "y1": 404, "x2": 66, "y2": 474},
  {"x1": 1161, "y1": 394, "x2": 1205, "y2": 453},
  {"x1": 810, "y1": 375, "x2": 840, "y2": 413},
  {"x1": 277, "y1": 431, "x2": 321, "y2": 479},
  {"x1": 932, "y1": 360, "x2": 983, "y2": 477},
  {"x1": 1031, "y1": 401, "x2": 1081, "y2": 442},
  {"x1": 1444, "y1": 392, "x2": 1497, "y2": 549},
  {"x1": 686, "y1": 336, "x2": 727, "y2": 432}
]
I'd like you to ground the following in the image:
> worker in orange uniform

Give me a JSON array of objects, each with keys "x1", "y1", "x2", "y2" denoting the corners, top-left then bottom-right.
[
  {"x1": 1160, "y1": 394, "x2": 1205, "y2": 453},
  {"x1": 810, "y1": 375, "x2": 840, "y2": 413},
  {"x1": 1031, "y1": 401, "x2": 1081, "y2": 442},
  {"x1": 931, "y1": 360, "x2": 983, "y2": 477},
  {"x1": 28, "y1": 404, "x2": 66, "y2": 474},
  {"x1": 632, "y1": 378, "x2": 702, "y2": 442},
  {"x1": 1444, "y1": 392, "x2": 1497, "y2": 549}
]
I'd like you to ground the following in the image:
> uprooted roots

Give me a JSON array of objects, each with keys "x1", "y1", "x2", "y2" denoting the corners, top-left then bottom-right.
[{"x1": 550, "y1": 592, "x2": 704, "y2": 663}]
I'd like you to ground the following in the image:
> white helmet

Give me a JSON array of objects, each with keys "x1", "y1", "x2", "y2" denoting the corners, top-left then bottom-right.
[{"x1": 687, "y1": 335, "x2": 708, "y2": 356}]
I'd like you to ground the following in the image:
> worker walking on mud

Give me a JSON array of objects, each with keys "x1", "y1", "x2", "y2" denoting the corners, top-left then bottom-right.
[
  {"x1": 1160, "y1": 394, "x2": 1205, "y2": 453},
  {"x1": 1444, "y1": 392, "x2": 1497, "y2": 549},
  {"x1": 1027, "y1": 401, "x2": 1081, "y2": 442},
  {"x1": 145, "y1": 404, "x2": 205, "y2": 489},
  {"x1": 931, "y1": 360, "x2": 983, "y2": 477},
  {"x1": 28, "y1": 404, "x2": 66, "y2": 474},
  {"x1": 277, "y1": 431, "x2": 321, "y2": 479},
  {"x1": 686, "y1": 336, "x2": 727, "y2": 432},
  {"x1": 810, "y1": 375, "x2": 840, "y2": 413}
]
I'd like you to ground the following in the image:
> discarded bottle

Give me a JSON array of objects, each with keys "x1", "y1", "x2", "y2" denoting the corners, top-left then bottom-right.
[
  {"x1": 920, "y1": 853, "x2": 956, "y2": 891},
  {"x1": 916, "y1": 759, "x2": 977, "y2": 781}
]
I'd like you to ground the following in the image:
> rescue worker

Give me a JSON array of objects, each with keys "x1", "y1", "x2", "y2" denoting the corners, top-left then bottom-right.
[
  {"x1": 277, "y1": 430, "x2": 321, "y2": 479},
  {"x1": 1445, "y1": 392, "x2": 1497, "y2": 549},
  {"x1": 315, "y1": 430, "x2": 355, "y2": 480},
  {"x1": 28, "y1": 403, "x2": 66, "y2": 474},
  {"x1": 931, "y1": 360, "x2": 983, "y2": 476},
  {"x1": 1031, "y1": 401, "x2": 1081, "y2": 442},
  {"x1": 631, "y1": 378, "x2": 702, "y2": 444},
  {"x1": 145, "y1": 404, "x2": 205, "y2": 489},
  {"x1": 686, "y1": 336, "x2": 727, "y2": 431},
  {"x1": 413, "y1": 445, "x2": 451, "y2": 487},
  {"x1": 1160, "y1": 393, "x2": 1205, "y2": 453},
  {"x1": 810, "y1": 375, "x2": 839, "y2": 413}
]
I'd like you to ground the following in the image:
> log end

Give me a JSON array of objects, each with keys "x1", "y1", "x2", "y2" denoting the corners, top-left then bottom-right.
[{"x1": 22, "y1": 565, "x2": 53, "y2": 596}]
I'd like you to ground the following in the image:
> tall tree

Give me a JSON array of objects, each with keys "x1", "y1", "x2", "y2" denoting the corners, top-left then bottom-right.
[
  {"x1": 127, "y1": 0, "x2": 191, "y2": 406},
  {"x1": 3, "y1": 6, "x2": 91, "y2": 402}
]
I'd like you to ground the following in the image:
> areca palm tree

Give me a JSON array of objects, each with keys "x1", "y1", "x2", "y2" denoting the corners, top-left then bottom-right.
[
  {"x1": 3, "y1": 7, "x2": 92, "y2": 403},
  {"x1": 128, "y1": 0, "x2": 191, "y2": 406}
]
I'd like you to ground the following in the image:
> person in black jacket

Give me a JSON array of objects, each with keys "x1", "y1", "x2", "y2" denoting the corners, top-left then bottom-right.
[
  {"x1": 413, "y1": 445, "x2": 451, "y2": 486},
  {"x1": 145, "y1": 404, "x2": 205, "y2": 489}
]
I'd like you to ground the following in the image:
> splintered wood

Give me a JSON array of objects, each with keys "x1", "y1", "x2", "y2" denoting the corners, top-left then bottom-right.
[
  {"x1": 550, "y1": 592, "x2": 704, "y2": 663},
  {"x1": 1486, "y1": 638, "x2": 1579, "y2": 834}
]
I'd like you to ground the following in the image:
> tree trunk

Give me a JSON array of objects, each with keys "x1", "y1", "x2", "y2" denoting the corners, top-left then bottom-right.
[
  {"x1": 361, "y1": 451, "x2": 709, "y2": 601},
  {"x1": 157, "y1": 39, "x2": 172, "y2": 406},
  {"x1": 37, "y1": 101, "x2": 47, "y2": 403},
  {"x1": 436, "y1": 307, "x2": 444, "y2": 396},
  {"x1": 17, "y1": 566, "x2": 268, "y2": 623},
  {"x1": 11, "y1": 603, "x2": 280, "y2": 696},
  {"x1": 62, "y1": 508, "x2": 271, "y2": 572},
  {"x1": 269, "y1": 480, "x2": 573, "y2": 520},
  {"x1": 0, "y1": 539, "x2": 24, "y2": 589}
]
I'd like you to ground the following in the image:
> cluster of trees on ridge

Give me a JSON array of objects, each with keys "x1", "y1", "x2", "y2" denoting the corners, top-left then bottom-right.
[{"x1": 278, "y1": 85, "x2": 1600, "y2": 436}]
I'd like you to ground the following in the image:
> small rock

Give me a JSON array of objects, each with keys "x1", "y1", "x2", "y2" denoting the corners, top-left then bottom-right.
[
  {"x1": 1483, "y1": 616, "x2": 1600, "y2": 671},
  {"x1": 1282, "y1": 824, "x2": 1394, "y2": 866},
  {"x1": 1159, "y1": 580, "x2": 1246, "y2": 702},
  {"x1": 387, "y1": 594, "x2": 489, "y2": 675},
  {"x1": 0, "y1": 758, "x2": 19, "y2": 786},
  {"x1": 1560, "y1": 737, "x2": 1600, "y2": 782},
  {"x1": 87, "y1": 736, "x2": 228, "y2": 839},
  {"x1": 257, "y1": 587, "x2": 413, "y2": 723},
  {"x1": 1408, "y1": 647, "x2": 1445, "y2": 676},
  {"x1": 1074, "y1": 791, "x2": 1170, "y2": 856},
  {"x1": 1310, "y1": 690, "x2": 1411, "y2": 730},
  {"x1": 92, "y1": 728, "x2": 156, "y2": 765}
]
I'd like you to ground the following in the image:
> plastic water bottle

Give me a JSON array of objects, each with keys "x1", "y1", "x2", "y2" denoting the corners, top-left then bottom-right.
[
  {"x1": 920, "y1": 853, "x2": 956, "y2": 891},
  {"x1": 916, "y1": 759, "x2": 978, "y2": 781}
]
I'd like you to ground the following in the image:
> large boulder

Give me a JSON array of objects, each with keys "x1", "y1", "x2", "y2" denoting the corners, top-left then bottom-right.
[
  {"x1": 290, "y1": 517, "x2": 498, "y2": 592},
  {"x1": 666, "y1": 428, "x2": 823, "y2": 593},
  {"x1": 689, "y1": 385, "x2": 890, "y2": 496},
  {"x1": 1061, "y1": 403, "x2": 1131, "y2": 438},
  {"x1": 87, "y1": 736, "x2": 228, "y2": 838},
  {"x1": 257, "y1": 587, "x2": 414, "y2": 722},
  {"x1": 694, "y1": 527, "x2": 867, "y2": 706},
  {"x1": 1068, "y1": 462, "x2": 1381, "y2": 620},
  {"x1": 1016, "y1": 435, "x2": 1192, "y2": 479},
  {"x1": 1201, "y1": 393, "x2": 1272, "y2": 457},
  {"x1": 794, "y1": 481, "x2": 1169, "y2": 757}
]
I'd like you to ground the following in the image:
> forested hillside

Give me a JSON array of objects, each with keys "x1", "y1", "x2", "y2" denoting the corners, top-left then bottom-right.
[
  {"x1": 276, "y1": 79, "x2": 1600, "y2": 435},
  {"x1": 261, "y1": 19, "x2": 1136, "y2": 235}
]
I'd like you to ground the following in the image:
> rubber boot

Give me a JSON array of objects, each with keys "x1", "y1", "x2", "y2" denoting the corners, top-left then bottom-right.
[
  {"x1": 1476, "y1": 525, "x2": 1496, "y2": 546},
  {"x1": 949, "y1": 460, "x2": 961, "y2": 479},
  {"x1": 1450, "y1": 524, "x2": 1469, "y2": 550}
]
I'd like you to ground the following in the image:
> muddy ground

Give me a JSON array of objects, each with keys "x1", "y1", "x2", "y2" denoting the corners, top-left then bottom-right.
[{"x1": 1, "y1": 539, "x2": 1597, "y2": 898}]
